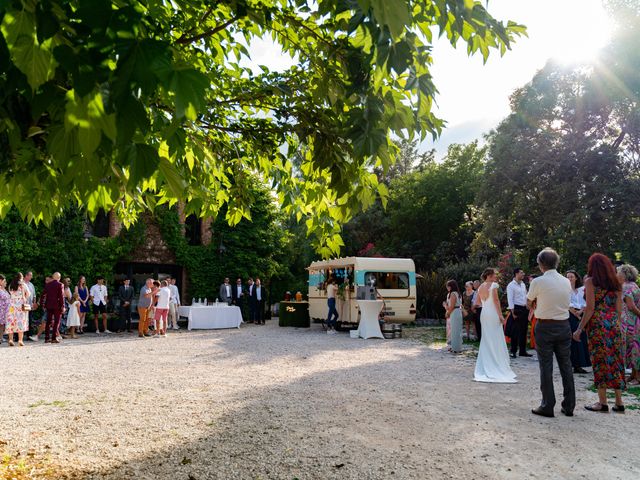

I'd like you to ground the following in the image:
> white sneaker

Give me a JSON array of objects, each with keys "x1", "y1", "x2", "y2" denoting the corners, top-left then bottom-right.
[
  {"x1": 104, "y1": 330, "x2": 112, "y2": 334},
  {"x1": 56, "y1": 336, "x2": 62, "y2": 341},
  {"x1": 172, "y1": 325, "x2": 180, "y2": 330},
  {"x1": 95, "y1": 330, "x2": 101, "y2": 335},
  {"x1": 30, "y1": 335, "x2": 39, "y2": 342}
]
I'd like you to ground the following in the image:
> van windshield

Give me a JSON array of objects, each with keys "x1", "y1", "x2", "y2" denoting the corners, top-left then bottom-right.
[{"x1": 364, "y1": 272, "x2": 409, "y2": 290}]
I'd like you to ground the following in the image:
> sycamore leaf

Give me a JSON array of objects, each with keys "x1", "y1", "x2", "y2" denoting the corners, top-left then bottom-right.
[
  {"x1": 127, "y1": 143, "x2": 160, "y2": 185},
  {"x1": 13, "y1": 39, "x2": 56, "y2": 90},
  {"x1": 169, "y1": 68, "x2": 210, "y2": 120},
  {"x1": 370, "y1": 0, "x2": 411, "y2": 40},
  {"x1": 158, "y1": 157, "x2": 186, "y2": 197}
]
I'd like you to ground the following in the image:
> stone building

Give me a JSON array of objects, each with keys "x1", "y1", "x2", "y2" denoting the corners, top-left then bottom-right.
[{"x1": 90, "y1": 205, "x2": 213, "y2": 304}]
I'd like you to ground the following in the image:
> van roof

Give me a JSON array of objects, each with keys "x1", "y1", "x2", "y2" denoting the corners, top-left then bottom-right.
[{"x1": 308, "y1": 257, "x2": 415, "y2": 271}]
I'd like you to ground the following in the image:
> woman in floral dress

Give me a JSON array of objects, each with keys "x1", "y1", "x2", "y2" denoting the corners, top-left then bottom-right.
[
  {"x1": 0, "y1": 274, "x2": 11, "y2": 342},
  {"x1": 617, "y1": 264, "x2": 640, "y2": 385},
  {"x1": 5, "y1": 272, "x2": 29, "y2": 346},
  {"x1": 574, "y1": 254, "x2": 625, "y2": 412}
]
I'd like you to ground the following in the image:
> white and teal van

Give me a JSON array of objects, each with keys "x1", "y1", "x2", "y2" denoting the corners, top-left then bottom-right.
[{"x1": 307, "y1": 257, "x2": 417, "y2": 327}]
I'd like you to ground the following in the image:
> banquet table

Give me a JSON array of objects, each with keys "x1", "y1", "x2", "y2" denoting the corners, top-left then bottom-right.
[
  {"x1": 356, "y1": 300, "x2": 385, "y2": 339},
  {"x1": 179, "y1": 305, "x2": 243, "y2": 330}
]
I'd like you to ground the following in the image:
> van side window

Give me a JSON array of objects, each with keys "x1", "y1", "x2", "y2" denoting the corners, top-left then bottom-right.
[{"x1": 364, "y1": 272, "x2": 409, "y2": 290}]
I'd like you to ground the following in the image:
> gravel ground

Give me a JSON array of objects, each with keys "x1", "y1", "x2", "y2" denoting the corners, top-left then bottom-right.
[{"x1": 1, "y1": 322, "x2": 638, "y2": 480}]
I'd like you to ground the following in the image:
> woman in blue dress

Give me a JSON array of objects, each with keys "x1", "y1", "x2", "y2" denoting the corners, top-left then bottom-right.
[{"x1": 75, "y1": 276, "x2": 90, "y2": 334}]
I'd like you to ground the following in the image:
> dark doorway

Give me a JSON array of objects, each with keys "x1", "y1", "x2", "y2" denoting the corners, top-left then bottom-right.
[{"x1": 114, "y1": 263, "x2": 183, "y2": 318}]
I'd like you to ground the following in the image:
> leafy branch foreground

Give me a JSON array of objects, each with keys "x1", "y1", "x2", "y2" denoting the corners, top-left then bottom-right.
[{"x1": 0, "y1": 0, "x2": 525, "y2": 256}]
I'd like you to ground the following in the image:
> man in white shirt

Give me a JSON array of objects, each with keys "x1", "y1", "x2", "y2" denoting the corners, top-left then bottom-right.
[
  {"x1": 154, "y1": 280, "x2": 171, "y2": 336},
  {"x1": 252, "y1": 277, "x2": 266, "y2": 325},
  {"x1": 527, "y1": 247, "x2": 575, "y2": 418},
  {"x1": 90, "y1": 276, "x2": 110, "y2": 334},
  {"x1": 218, "y1": 277, "x2": 232, "y2": 305},
  {"x1": 507, "y1": 268, "x2": 532, "y2": 358},
  {"x1": 167, "y1": 277, "x2": 181, "y2": 330},
  {"x1": 23, "y1": 271, "x2": 36, "y2": 341}
]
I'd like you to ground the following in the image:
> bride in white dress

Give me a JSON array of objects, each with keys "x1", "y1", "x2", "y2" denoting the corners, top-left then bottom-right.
[{"x1": 474, "y1": 268, "x2": 517, "y2": 383}]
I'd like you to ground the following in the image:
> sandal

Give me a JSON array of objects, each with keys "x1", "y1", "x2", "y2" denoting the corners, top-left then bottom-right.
[
  {"x1": 584, "y1": 402, "x2": 609, "y2": 412},
  {"x1": 8, "y1": 340, "x2": 14, "y2": 347},
  {"x1": 612, "y1": 404, "x2": 625, "y2": 413}
]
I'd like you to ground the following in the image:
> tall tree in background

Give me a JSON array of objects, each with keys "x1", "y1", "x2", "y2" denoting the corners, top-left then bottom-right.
[
  {"x1": 0, "y1": 1, "x2": 525, "y2": 256},
  {"x1": 343, "y1": 140, "x2": 486, "y2": 269},
  {"x1": 476, "y1": 54, "x2": 640, "y2": 268}
]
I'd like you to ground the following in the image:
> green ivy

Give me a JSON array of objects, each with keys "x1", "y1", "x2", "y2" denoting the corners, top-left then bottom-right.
[
  {"x1": 0, "y1": 207, "x2": 145, "y2": 296},
  {"x1": 154, "y1": 181, "x2": 291, "y2": 302}
]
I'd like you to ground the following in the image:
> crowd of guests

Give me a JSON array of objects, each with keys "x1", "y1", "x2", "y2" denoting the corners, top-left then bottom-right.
[
  {"x1": 216, "y1": 276, "x2": 267, "y2": 324},
  {"x1": 0, "y1": 272, "x2": 184, "y2": 344},
  {"x1": 443, "y1": 251, "x2": 640, "y2": 413}
]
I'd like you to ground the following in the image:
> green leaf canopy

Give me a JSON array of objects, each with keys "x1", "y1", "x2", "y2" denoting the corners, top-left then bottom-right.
[{"x1": 0, "y1": 0, "x2": 525, "y2": 255}]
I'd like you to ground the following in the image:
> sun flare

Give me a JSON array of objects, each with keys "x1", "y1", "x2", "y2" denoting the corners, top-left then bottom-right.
[{"x1": 549, "y1": 3, "x2": 613, "y2": 64}]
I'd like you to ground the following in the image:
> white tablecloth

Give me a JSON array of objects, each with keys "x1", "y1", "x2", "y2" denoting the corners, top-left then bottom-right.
[
  {"x1": 180, "y1": 305, "x2": 243, "y2": 330},
  {"x1": 357, "y1": 300, "x2": 384, "y2": 339}
]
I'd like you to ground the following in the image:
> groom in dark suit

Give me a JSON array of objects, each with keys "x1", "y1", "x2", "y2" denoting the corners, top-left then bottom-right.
[
  {"x1": 232, "y1": 278, "x2": 246, "y2": 321},
  {"x1": 118, "y1": 278, "x2": 135, "y2": 332}
]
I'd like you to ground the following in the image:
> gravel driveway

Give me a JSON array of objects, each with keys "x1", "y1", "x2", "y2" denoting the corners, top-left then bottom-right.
[{"x1": 1, "y1": 322, "x2": 638, "y2": 479}]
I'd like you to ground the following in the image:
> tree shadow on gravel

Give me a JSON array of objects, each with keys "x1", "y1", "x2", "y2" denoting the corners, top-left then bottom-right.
[{"x1": 15, "y1": 322, "x2": 640, "y2": 480}]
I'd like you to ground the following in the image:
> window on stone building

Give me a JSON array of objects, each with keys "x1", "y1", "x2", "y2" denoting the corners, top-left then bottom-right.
[
  {"x1": 90, "y1": 209, "x2": 110, "y2": 238},
  {"x1": 185, "y1": 214, "x2": 202, "y2": 246}
]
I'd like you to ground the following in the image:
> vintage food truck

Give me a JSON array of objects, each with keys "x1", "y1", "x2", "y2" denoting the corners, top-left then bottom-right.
[{"x1": 307, "y1": 257, "x2": 417, "y2": 329}]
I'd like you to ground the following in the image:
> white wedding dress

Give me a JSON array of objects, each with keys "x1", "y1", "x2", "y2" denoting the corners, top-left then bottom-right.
[{"x1": 474, "y1": 283, "x2": 517, "y2": 383}]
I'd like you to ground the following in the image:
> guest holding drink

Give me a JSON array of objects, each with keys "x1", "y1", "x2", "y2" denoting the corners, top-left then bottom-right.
[
  {"x1": 617, "y1": 264, "x2": 640, "y2": 385},
  {"x1": 444, "y1": 280, "x2": 463, "y2": 353},
  {"x1": 566, "y1": 270, "x2": 591, "y2": 374},
  {"x1": 574, "y1": 254, "x2": 625, "y2": 413}
]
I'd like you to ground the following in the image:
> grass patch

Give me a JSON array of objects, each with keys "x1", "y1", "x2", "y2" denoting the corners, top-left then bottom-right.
[
  {"x1": 27, "y1": 400, "x2": 69, "y2": 409},
  {"x1": 403, "y1": 326, "x2": 447, "y2": 347},
  {"x1": 0, "y1": 450, "x2": 65, "y2": 480},
  {"x1": 404, "y1": 326, "x2": 480, "y2": 357},
  {"x1": 587, "y1": 384, "x2": 640, "y2": 402}
]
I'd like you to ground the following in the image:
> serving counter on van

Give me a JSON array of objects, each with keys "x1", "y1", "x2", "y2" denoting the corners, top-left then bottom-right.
[{"x1": 307, "y1": 257, "x2": 417, "y2": 329}]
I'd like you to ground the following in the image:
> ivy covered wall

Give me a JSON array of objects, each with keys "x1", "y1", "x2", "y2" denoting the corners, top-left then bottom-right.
[
  {"x1": 0, "y1": 182, "x2": 295, "y2": 305},
  {"x1": 0, "y1": 207, "x2": 144, "y2": 294}
]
